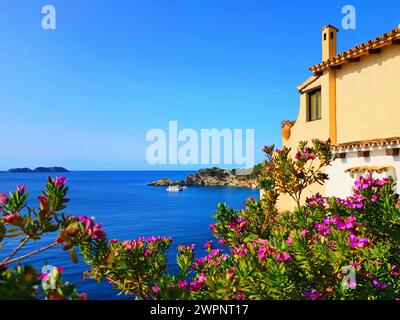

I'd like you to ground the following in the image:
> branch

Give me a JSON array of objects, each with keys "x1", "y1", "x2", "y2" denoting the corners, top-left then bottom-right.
[
  {"x1": 0, "y1": 242, "x2": 60, "y2": 266},
  {"x1": 1, "y1": 235, "x2": 31, "y2": 265}
]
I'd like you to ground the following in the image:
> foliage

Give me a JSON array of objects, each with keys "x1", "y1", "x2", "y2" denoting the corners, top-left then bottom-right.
[
  {"x1": 1, "y1": 140, "x2": 400, "y2": 300},
  {"x1": 0, "y1": 177, "x2": 100, "y2": 300},
  {"x1": 198, "y1": 167, "x2": 230, "y2": 179},
  {"x1": 259, "y1": 139, "x2": 332, "y2": 208},
  {"x1": 0, "y1": 264, "x2": 85, "y2": 300}
]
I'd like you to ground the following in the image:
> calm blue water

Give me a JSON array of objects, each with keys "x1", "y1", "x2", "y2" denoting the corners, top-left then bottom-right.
[{"x1": 0, "y1": 171, "x2": 258, "y2": 299}]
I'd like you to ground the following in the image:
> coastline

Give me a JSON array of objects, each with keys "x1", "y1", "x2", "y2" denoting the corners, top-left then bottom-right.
[{"x1": 148, "y1": 168, "x2": 259, "y2": 189}]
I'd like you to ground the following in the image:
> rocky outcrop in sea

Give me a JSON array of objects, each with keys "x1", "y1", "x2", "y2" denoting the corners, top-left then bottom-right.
[{"x1": 148, "y1": 167, "x2": 258, "y2": 189}]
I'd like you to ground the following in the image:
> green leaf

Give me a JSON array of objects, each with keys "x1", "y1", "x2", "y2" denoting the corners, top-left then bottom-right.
[{"x1": 69, "y1": 248, "x2": 79, "y2": 264}]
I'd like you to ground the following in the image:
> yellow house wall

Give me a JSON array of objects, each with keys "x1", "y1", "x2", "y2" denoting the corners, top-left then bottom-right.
[
  {"x1": 283, "y1": 75, "x2": 330, "y2": 151},
  {"x1": 336, "y1": 45, "x2": 400, "y2": 144},
  {"x1": 278, "y1": 75, "x2": 330, "y2": 211}
]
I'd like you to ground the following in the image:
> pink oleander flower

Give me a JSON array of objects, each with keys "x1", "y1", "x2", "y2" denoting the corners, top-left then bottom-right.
[
  {"x1": 79, "y1": 216, "x2": 106, "y2": 240},
  {"x1": 285, "y1": 237, "x2": 293, "y2": 245},
  {"x1": 375, "y1": 178, "x2": 390, "y2": 187},
  {"x1": 208, "y1": 223, "x2": 216, "y2": 230},
  {"x1": 122, "y1": 240, "x2": 134, "y2": 250},
  {"x1": 357, "y1": 238, "x2": 368, "y2": 248},
  {"x1": 236, "y1": 291, "x2": 244, "y2": 300},
  {"x1": 237, "y1": 216, "x2": 247, "y2": 228},
  {"x1": 227, "y1": 266, "x2": 236, "y2": 278},
  {"x1": 92, "y1": 223, "x2": 106, "y2": 240},
  {"x1": 352, "y1": 263, "x2": 362, "y2": 270},
  {"x1": 315, "y1": 223, "x2": 330, "y2": 236},
  {"x1": 258, "y1": 247, "x2": 267, "y2": 260},
  {"x1": 2, "y1": 213, "x2": 23, "y2": 225},
  {"x1": 0, "y1": 193, "x2": 7, "y2": 204},
  {"x1": 276, "y1": 252, "x2": 292, "y2": 262},
  {"x1": 207, "y1": 249, "x2": 222, "y2": 260},
  {"x1": 147, "y1": 236, "x2": 158, "y2": 243},
  {"x1": 152, "y1": 285, "x2": 161, "y2": 293},
  {"x1": 392, "y1": 265, "x2": 400, "y2": 277},
  {"x1": 54, "y1": 176, "x2": 67, "y2": 187},
  {"x1": 354, "y1": 180, "x2": 369, "y2": 190},
  {"x1": 300, "y1": 229, "x2": 309, "y2": 237},
  {"x1": 257, "y1": 238, "x2": 269, "y2": 245},
  {"x1": 109, "y1": 239, "x2": 119, "y2": 245},
  {"x1": 304, "y1": 290, "x2": 325, "y2": 300},
  {"x1": 233, "y1": 245, "x2": 247, "y2": 257},
  {"x1": 371, "y1": 278, "x2": 388, "y2": 290},
  {"x1": 346, "y1": 215, "x2": 357, "y2": 229},
  {"x1": 178, "y1": 280, "x2": 188, "y2": 289},
  {"x1": 262, "y1": 145, "x2": 272, "y2": 153},
  {"x1": 198, "y1": 274, "x2": 207, "y2": 282},
  {"x1": 178, "y1": 244, "x2": 195, "y2": 253},
  {"x1": 204, "y1": 240, "x2": 213, "y2": 250},
  {"x1": 144, "y1": 249, "x2": 151, "y2": 257},
  {"x1": 333, "y1": 217, "x2": 346, "y2": 230},
  {"x1": 228, "y1": 220, "x2": 237, "y2": 229},
  {"x1": 17, "y1": 184, "x2": 26, "y2": 193},
  {"x1": 306, "y1": 193, "x2": 329, "y2": 208},
  {"x1": 78, "y1": 293, "x2": 88, "y2": 300},
  {"x1": 371, "y1": 194, "x2": 379, "y2": 202},
  {"x1": 349, "y1": 233, "x2": 369, "y2": 248},
  {"x1": 190, "y1": 274, "x2": 207, "y2": 292}
]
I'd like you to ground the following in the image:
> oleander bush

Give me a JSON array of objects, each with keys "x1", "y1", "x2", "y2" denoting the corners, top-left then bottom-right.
[{"x1": 1, "y1": 139, "x2": 399, "y2": 300}]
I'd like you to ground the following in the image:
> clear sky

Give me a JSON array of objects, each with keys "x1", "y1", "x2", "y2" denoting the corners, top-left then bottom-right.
[{"x1": 0, "y1": 0, "x2": 399, "y2": 170}]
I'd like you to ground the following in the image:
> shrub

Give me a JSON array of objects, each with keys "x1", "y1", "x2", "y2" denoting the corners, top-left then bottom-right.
[{"x1": 1, "y1": 140, "x2": 399, "y2": 300}]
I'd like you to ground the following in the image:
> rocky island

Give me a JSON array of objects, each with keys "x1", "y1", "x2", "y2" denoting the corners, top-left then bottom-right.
[
  {"x1": 8, "y1": 166, "x2": 69, "y2": 173},
  {"x1": 148, "y1": 167, "x2": 260, "y2": 189}
]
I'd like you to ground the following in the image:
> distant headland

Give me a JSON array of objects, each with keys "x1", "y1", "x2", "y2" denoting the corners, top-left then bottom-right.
[
  {"x1": 6, "y1": 167, "x2": 69, "y2": 173},
  {"x1": 148, "y1": 166, "x2": 261, "y2": 189}
]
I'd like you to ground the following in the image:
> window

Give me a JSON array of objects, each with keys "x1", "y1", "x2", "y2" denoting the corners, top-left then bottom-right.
[{"x1": 308, "y1": 89, "x2": 322, "y2": 121}]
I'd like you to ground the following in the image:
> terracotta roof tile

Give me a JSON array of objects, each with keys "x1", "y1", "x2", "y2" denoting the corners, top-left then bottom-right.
[
  {"x1": 333, "y1": 137, "x2": 400, "y2": 151},
  {"x1": 310, "y1": 25, "x2": 400, "y2": 74},
  {"x1": 345, "y1": 166, "x2": 393, "y2": 173}
]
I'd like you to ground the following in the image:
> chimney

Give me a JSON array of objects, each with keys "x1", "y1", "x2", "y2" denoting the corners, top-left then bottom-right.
[{"x1": 321, "y1": 25, "x2": 339, "y2": 61}]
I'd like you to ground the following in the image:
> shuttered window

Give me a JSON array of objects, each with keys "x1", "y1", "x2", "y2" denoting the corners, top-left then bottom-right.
[{"x1": 308, "y1": 89, "x2": 322, "y2": 121}]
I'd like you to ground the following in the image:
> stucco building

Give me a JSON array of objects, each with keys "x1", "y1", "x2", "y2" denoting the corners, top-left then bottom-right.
[{"x1": 278, "y1": 24, "x2": 400, "y2": 210}]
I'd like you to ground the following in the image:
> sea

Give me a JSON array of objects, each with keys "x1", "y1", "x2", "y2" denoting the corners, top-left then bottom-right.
[{"x1": 0, "y1": 171, "x2": 259, "y2": 299}]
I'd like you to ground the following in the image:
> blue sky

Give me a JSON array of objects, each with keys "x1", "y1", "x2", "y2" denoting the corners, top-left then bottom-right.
[{"x1": 0, "y1": 0, "x2": 399, "y2": 170}]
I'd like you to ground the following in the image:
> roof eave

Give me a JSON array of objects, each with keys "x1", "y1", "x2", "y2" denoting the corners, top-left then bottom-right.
[{"x1": 309, "y1": 26, "x2": 400, "y2": 74}]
